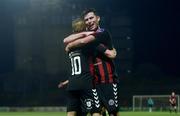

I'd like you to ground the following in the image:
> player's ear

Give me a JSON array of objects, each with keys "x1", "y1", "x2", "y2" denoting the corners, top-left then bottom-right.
[{"x1": 97, "y1": 16, "x2": 100, "y2": 22}]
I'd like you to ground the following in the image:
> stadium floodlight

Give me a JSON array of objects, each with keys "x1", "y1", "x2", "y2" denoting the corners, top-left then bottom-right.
[{"x1": 132, "y1": 95, "x2": 179, "y2": 112}]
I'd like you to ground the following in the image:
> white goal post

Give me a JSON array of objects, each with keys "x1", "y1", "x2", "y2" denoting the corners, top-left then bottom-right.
[{"x1": 132, "y1": 95, "x2": 180, "y2": 112}]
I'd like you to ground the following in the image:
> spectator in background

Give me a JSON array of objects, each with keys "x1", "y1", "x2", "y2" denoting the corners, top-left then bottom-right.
[
  {"x1": 169, "y1": 91, "x2": 177, "y2": 113},
  {"x1": 147, "y1": 97, "x2": 154, "y2": 112}
]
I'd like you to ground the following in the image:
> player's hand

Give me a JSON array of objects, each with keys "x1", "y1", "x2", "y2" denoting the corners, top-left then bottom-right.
[
  {"x1": 65, "y1": 46, "x2": 69, "y2": 52},
  {"x1": 65, "y1": 44, "x2": 71, "y2": 52},
  {"x1": 58, "y1": 82, "x2": 65, "y2": 88},
  {"x1": 107, "y1": 48, "x2": 117, "y2": 59}
]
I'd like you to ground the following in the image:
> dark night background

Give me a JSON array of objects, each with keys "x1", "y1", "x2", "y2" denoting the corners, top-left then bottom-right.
[
  {"x1": 0, "y1": 0, "x2": 179, "y2": 107},
  {"x1": 133, "y1": 0, "x2": 180, "y2": 77}
]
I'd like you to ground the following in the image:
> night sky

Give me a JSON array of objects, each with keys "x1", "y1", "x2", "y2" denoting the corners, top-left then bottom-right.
[
  {"x1": 0, "y1": 0, "x2": 14, "y2": 73},
  {"x1": 133, "y1": 0, "x2": 180, "y2": 77},
  {"x1": 0, "y1": 0, "x2": 179, "y2": 77}
]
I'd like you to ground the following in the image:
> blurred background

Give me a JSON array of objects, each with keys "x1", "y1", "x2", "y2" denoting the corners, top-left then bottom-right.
[{"x1": 0, "y1": 0, "x2": 179, "y2": 108}]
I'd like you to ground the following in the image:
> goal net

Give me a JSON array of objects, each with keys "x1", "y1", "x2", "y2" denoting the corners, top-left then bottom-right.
[{"x1": 132, "y1": 95, "x2": 180, "y2": 112}]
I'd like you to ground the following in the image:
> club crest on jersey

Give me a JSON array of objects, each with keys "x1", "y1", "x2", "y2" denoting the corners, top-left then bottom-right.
[
  {"x1": 108, "y1": 99, "x2": 115, "y2": 106},
  {"x1": 85, "y1": 99, "x2": 93, "y2": 109}
]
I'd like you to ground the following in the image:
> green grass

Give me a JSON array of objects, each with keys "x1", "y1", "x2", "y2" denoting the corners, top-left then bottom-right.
[
  {"x1": 120, "y1": 112, "x2": 178, "y2": 116},
  {"x1": 0, "y1": 112, "x2": 66, "y2": 116},
  {"x1": 0, "y1": 111, "x2": 178, "y2": 116}
]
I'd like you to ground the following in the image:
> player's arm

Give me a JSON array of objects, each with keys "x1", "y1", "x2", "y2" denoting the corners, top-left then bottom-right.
[
  {"x1": 96, "y1": 44, "x2": 117, "y2": 59},
  {"x1": 65, "y1": 35, "x2": 96, "y2": 52},
  {"x1": 65, "y1": 34, "x2": 117, "y2": 59},
  {"x1": 169, "y1": 98, "x2": 173, "y2": 104},
  {"x1": 64, "y1": 31, "x2": 102, "y2": 50},
  {"x1": 58, "y1": 80, "x2": 69, "y2": 88},
  {"x1": 63, "y1": 32, "x2": 85, "y2": 45},
  {"x1": 63, "y1": 31, "x2": 95, "y2": 45}
]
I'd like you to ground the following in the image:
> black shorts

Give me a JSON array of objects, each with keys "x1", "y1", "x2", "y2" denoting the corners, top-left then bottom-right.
[
  {"x1": 67, "y1": 89, "x2": 101, "y2": 114},
  {"x1": 96, "y1": 83, "x2": 120, "y2": 113},
  {"x1": 148, "y1": 104, "x2": 153, "y2": 107},
  {"x1": 170, "y1": 103, "x2": 176, "y2": 107}
]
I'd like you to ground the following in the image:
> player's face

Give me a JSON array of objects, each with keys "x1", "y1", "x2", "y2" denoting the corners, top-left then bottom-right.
[{"x1": 84, "y1": 12, "x2": 100, "y2": 31}]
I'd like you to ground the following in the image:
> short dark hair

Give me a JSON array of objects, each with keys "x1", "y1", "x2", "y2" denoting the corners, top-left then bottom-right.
[{"x1": 81, "y1": 8, "x2": 98, "y2": 18}]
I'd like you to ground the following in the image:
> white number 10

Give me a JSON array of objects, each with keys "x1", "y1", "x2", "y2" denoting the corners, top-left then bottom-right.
[{"x1": 71, "y1": 56, "x2": 81, "y2": 75}]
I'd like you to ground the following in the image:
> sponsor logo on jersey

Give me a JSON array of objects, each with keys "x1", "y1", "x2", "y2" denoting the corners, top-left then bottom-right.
[{"x1": 108, "y1": 99, "x2": 115, "y2": 106}]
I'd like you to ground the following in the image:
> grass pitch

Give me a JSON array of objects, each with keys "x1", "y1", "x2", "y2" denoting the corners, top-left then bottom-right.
[{"x1": 0, "y1": 111, "x2": 177, "y2": 116}]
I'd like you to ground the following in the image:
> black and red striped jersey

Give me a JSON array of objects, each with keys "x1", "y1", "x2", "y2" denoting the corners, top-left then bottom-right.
[
  {"x1": 169, "y1": 95, "x2": 176, "y2": 105},
  {"x1": 93, "y1": 52, "x2": 118, "y2": 84},
  {"x1": 92, "y1": 28, "x2": 118, "y2": 84}
]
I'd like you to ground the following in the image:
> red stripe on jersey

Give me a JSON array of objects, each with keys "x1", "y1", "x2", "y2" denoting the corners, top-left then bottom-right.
[
  {"x1": 89, "y1": 56, "x2": 93, "y2": 75},
  {"x1": 96, "y1": 58, "x2": 105, "y2": 83},
  {"x1": 106, "y1": 62, "x2": 113, "y2": 83},
  {"x1": 89, "y1": 62, "x2": 94, "y2": 76},
  {"x1": 94, "y1": 72, "x2": 99, "y2": 83},
  {"x1": 89, "y1": 57, "x2": 98, "y2": 83}
]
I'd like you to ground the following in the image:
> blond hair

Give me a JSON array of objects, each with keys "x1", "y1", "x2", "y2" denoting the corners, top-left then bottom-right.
[{"x1": 72, "y1": 18, "x2": 86, "y2": 33}]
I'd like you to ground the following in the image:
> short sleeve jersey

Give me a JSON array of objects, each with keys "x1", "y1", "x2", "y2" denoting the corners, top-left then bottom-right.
[{"x1": 169, "y1": 95, "x2": 176, "y2": 105}]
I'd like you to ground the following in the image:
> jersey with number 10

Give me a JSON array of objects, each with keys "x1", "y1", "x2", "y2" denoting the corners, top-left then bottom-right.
[{"x1": 67, "y1": 49, "x2": 94, "y2": 90}]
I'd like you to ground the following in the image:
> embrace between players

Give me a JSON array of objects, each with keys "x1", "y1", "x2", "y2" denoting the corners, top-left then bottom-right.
[{"x1": 59, "y1": 8, "x2": 120, "y2": 116}]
